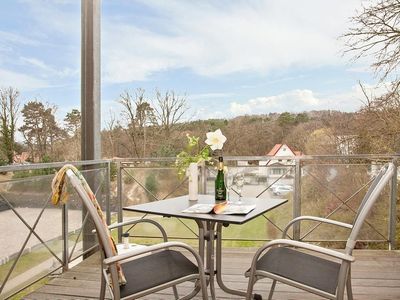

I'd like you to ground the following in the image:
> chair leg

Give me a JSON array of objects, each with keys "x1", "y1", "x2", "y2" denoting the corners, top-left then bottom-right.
[
  {"x1": 346, "y1": 274, "x2": 353, "y2": 300},
  {"x1": 209, "y1": 277, "x2": 217, "y2": 300},
  {"x1": 245, "y1": 274, "x2": 256, "y2": 300},
  {"x1": 100, "y1": 273, "x2": 106, "y2": 300},
  {"x1": 172, "y1": 285, "x2": 179, "y2": 299},
  {"x1": 268, "y1": 280, "x2": 276, "y2": 300},
  {"x1": 246, "y1": 273, "x2": 266, "y2": 300}
]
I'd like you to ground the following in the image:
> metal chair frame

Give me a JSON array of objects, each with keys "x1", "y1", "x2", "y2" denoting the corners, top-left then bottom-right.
[
  {"x1": 246, "y1": 163, "x2": 396, "y2": 300},
  {"x1": 66, "y1": 169, "x2": 208, "y2": 300}
]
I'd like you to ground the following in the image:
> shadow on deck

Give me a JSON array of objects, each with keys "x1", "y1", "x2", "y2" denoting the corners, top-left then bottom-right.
[{"x1": 24, "y1": 248, "x2": 400, "y2": 300}]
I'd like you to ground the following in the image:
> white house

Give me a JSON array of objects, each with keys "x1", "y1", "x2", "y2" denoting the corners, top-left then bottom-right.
[{"x1": 259, "y1": 144, "x2": 302, "y2": 178}]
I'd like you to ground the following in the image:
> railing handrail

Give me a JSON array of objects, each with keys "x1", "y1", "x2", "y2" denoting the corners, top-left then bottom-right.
[
  {"x1": 0, "y1": 159, "x2": 111, "y2": 173},
  {"x1": 114, "y1": 154, "x2": 399, "y2": 163},
  {"x1": 0, "y1": 154, "x2": 396, "y2": 174}
]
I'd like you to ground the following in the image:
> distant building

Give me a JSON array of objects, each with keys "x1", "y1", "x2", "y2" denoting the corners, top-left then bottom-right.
[
  {"x1": 259, "y1": 144, "x2": 302, "y2": 178},
  {"x1": 13, "y1": 152, "x2": 30, "y2": 164}
]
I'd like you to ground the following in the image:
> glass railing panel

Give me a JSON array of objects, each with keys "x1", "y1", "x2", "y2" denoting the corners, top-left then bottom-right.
[
  {"x1": 118, "y1": 157, "x2": 396, "y2": 248},
  {"x1": 0, "y1": 161, "x2": 111, "y2": 299},
  {"x1": 0, "y1": 173, "x2": 62, "y2": 298},
  {"x1": 300, "y1": 162, "x2": 390, "y2": 244}
]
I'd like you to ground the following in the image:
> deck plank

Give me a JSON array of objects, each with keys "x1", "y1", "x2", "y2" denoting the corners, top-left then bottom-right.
[{"x1": 25, "y1": 249, "x2": 400, "y2": 300}]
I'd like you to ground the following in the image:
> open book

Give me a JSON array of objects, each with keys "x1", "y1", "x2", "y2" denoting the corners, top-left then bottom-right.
[{"x1": 182, "y1": 202, "x2": 256, "y2": 215}]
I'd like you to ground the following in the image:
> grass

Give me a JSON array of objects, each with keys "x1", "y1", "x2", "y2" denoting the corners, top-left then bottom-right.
[
  {"x1": 0, "y1": 249, "x2": 54, "y2": 283},
  {"x1": 0, "y1": 232, "x2": 82, "y2": 299},
  {"x1": 0, "y1": 249, "x2": 53, "y2": 299},
  {"x1": 9, "y1": 278, "x2": 49, "y2": 300}
]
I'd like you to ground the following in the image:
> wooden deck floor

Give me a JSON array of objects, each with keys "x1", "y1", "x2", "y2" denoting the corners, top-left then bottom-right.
[{"x1": 25, "y1": 248, "x2": 400, "y2": 300}]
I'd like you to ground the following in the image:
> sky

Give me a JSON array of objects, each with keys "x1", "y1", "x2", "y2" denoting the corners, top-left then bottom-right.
[{"x1": 0, "y1": 0, "x2": 380, "y2": 126}]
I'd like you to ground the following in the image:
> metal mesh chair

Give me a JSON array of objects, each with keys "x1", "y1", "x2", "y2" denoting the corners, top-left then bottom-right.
[
  {"x1": 66, "y1": 169, "x2": 208, "y2": 300},
  {"x1": 245, "y1": 163, "x2": 395, "y2": 300}
]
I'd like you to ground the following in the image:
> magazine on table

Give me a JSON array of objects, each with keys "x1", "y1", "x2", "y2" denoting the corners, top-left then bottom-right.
[{"x1": 182, "y1": 201, "x2": 256, "y2": 215}]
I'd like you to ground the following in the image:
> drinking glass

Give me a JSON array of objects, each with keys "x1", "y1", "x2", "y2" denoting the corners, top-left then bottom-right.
[
  {"x1": 234, "y1": 172, "x2": 245, "y2": 204},
  {"x1": 225, "y1": 172, "x2": 234, "y2": 203}
]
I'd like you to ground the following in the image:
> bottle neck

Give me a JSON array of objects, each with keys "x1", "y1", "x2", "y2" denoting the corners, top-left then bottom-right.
[{"x1": 218, "y1": 157, "x2": 224, "y2": 171}]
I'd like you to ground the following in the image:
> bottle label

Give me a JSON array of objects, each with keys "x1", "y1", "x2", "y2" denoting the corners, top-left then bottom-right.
[
  {"x1": 215, "y1": 157, "x2": 226, "y2": 201},
  {"x1": 215, "y1": 187, "x2": 225, "y2": 200}
]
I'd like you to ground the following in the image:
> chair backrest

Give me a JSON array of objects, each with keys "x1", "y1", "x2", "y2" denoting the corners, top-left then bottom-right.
[
  {"x1": 345, "y1": 163, "x2": 395, "y2": 254},
  {"x1": 66, "y1": 169, "x2": 115, "y2": 259}
]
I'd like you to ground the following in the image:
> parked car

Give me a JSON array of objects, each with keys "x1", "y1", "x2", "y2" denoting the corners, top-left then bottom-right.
[{"x1": 272, "y1": 185, "x2": 293, "y2": 196}]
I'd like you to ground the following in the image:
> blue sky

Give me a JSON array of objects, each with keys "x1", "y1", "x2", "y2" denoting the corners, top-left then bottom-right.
[{"x1": 0, "y1": 0, "x2": 379, "y2": 126}]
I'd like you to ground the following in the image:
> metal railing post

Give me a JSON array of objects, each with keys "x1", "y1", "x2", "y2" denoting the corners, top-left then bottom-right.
[
  {"x1": 293, "y1": 159, "x2": 302, "y2": 241},
  {"x1": 117, "y1": 161, "x2": 123, "y2": 243},
  {"x1": 388, "y1": 162, "x2": 397, "y2": 250},
  {"x1": 105, "y1": 162, "x2": 111, "y2": 225},
  {"x1": 62, "y1": 203, "x2": 69, "y2": 271}
]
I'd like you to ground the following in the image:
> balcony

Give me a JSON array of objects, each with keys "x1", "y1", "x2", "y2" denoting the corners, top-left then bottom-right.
[{"x1": 0, "y1": 155, "x2": 399, "y2": 299}]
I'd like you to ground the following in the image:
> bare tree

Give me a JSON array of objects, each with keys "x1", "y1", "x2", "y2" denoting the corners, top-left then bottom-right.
[
  {"x1": 105, "y1": 109, "x2": 118, "y2": 158},
  {"x1": 342, "y1": 0, "x2": 400, "y2": 91},
  {"x1": 153, "y1": 90, "x2": 188, "y2": 139},
  {"x1": 118, "y1": 89, "x2": 155, "y2": 157},
  {"x1": 355, "y1": 83, "x2": 400, "y2": 152},
  {"x1": 0, "y1": 87, "x2": 20, "y2": 164},
  {"x1": 342, "y1": 1, "x2": 400, "y2": 152}
]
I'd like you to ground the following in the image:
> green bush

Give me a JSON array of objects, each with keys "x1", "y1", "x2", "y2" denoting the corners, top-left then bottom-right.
[
  {"x1": 0, "y1": 158, "x2": 8, "y2": 175},
  {"x1": 145, "y1": 173, "x2": 158, "y2": 196},
  {"x1": 110, "y1": 162, "x2": 117, "y2": 181}
]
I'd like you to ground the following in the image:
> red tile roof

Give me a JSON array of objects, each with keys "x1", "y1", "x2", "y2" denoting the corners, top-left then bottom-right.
[
  {"x1": 266, "y1": 144, "x2": 302, "y2": 156},
  {"x1": 267, "y1": 144, "x2": 282, "y2": 156}
]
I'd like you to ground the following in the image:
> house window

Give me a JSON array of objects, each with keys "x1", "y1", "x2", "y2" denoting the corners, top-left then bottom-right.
[{"x1": 272, "y1": 168, "x2": 282, "y2": 175}]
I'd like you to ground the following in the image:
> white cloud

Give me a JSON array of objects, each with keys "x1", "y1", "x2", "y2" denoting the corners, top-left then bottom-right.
[
  {"x1": 103, "y1": 0, "x2": 364, "y2": 83},
  {"x1": 0, "y1": 30, "x2": 38, "y2": 47},
  {"x1": 0, "y1": 69, "x2": 49, "y2": 90},
  {"x1": 0, "y1": 2, "x2": 79, "y2": 93},
  {"x1": 19, "y1": 56, "x2": 78, "y2": 78},
  {"x1": 230, "y1": 89, "x2": 320, "y2": 116},
  {"x1": 189, "y1": 92, "x2": 234, "y2": 100},
  {"x1": 102, "y1": 24, "x2": 186, "y2": 83},
  {"x1": 230, "y1": 102, "x2": 252, "y2": 115},
  {"x1": 20, "y1": 0, "x2": 80, "y2": 37},
  {"x1": 20, "y1": 57, "x2": 49, "y2": 70},
  {"x1": 229, "y1": 84, "x2": 387, "y2": 116}
]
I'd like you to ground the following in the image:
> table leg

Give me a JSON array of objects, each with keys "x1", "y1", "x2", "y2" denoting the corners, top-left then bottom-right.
[
  {"x1": 215, "y1": 223, "x2": 247, "y2": 297},
  {"x1": 197, "y1": 220, "x2": 205, "y2": 262},
  {"x1": 196, "y1": 220, "x2": 216, "y2": 300},
  {"x1": 206, "y1": 221, "x2": 216, "y2": 300}
]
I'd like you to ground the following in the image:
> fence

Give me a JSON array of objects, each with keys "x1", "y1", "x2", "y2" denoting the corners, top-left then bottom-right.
[
  {"x1": 0, "y1": 160, "x2": 111, "y2": 299},
  {"x1": 0, "y1": 155, "x2": 398, "y2": 299},
  {"x1": 116, "y1": 155, "x2": 398, "y2": 249}
]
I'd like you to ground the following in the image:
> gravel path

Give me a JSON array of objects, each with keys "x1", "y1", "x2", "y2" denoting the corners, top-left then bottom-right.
[{"x1": 0, "y1": 208, "x2": 83, "y2": 261}]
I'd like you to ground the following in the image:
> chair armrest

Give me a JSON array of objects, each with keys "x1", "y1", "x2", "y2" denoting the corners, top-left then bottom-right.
[
  {"x1": 252, "y1": 239, "x2": 355, "y2": 265},
  {"x1": 282, "y1": 216, "x2": 353, "y2": 238},
  {"x1": 103, "y1": 241, "x2": 204, "y2": 269},
  {"x1": 93, "y1": 218, "x2": 168, "y2": 242}
]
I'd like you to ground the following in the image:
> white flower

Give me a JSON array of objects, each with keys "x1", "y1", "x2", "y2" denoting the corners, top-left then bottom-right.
[{"x1": 205, "y1": 129, "x2": 227, "y2": 151}]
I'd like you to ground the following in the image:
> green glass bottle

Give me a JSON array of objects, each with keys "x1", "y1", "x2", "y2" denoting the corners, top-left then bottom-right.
[{"x1": 215, "y1": 156, "x2": 226, "y2": 201}]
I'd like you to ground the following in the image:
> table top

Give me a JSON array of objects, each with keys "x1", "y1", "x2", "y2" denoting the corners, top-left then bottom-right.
[{"x1": 123, "y1": 194, "x2": 287, "y2": 225}]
